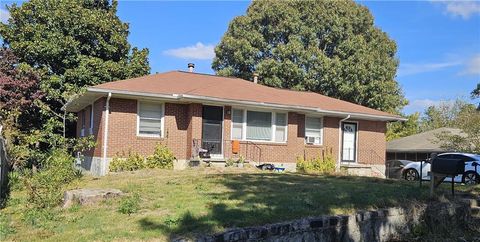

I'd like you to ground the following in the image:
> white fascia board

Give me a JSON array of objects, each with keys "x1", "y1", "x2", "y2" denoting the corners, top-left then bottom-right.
[{"x1": 76, "y1": 88, "x2": 405, "y2": 122}]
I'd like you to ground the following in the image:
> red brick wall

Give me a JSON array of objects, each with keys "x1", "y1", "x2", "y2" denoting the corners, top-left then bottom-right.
[
  {"x1": 186, "y1": 103, "x2": 203, "y2": 159},
  {"x1": 76, "y1": 98, "x2": 387, "y2": 166},
  {"x1": 356, "y1": 120, "x2": 387, "y2": 165},
  {"x1": 106, "y1": 99, "x2": 189, "y2": 159}
]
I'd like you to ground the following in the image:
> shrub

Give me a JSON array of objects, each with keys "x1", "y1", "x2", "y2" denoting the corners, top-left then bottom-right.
[
  {"x1": 23, "y1": 149, "x2": 81, "y2": 209},
  {"x1": 145, "y1": 144, "x2": 174, "y2": 169},
  {"x1": 225, "y1": 158, "x2": 235, "y2": 167},
  {"x1": 237, "y1": 155, "x2": 245, "y2": 164},
  {"x1": 297, "y1": 153, "x2": 336, "y2": 174},
  {"x1": 118, "y1": 193, "x2": 140, "y2": 215},
  {"x1": 110, "y1": 150, "x2": 145, "y2": 172}
]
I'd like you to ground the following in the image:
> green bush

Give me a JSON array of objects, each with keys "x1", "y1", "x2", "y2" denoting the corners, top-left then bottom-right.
[
  {"x1": 145, "y1": 144, "x2": 174, "y2": 169},
  {"x1": 110, "y1": 145, "x2": 175, "y2": 172},
  {"x1": 118, "y1": 193, "x2": 140, "y2": 215},
  {"x1": 225, "y1": 158, "x2": 235, "y2": 167},
  {"x1": 110, "y1": 150, "x2": 145, "y2": 172},
  {"x1": 297, "y1": 153, "x2": 336, "y2": 174},
  {"x1": 24, "y1": 149, "x2": 81, "y2": 209}
]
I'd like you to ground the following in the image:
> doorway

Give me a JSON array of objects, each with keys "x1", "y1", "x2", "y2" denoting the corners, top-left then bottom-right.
[
  {"x1": 341, "y1": 122, "x2": 357, "y2": 162},
  {"x1": 202, "y1": 105, "x2": 223, "y2": 158}
]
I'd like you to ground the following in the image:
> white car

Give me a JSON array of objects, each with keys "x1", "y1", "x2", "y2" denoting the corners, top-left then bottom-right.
[{"x1": 402, "y1": 153, "x2": 480, "y2": 185}]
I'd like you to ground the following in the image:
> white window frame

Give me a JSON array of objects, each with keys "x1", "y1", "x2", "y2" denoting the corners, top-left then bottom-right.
[
  {"x1": 273, "y1": 112, "x2": 288, "y2": 142},
  {"x1": 231, "y1": 108, "x2": 245, "y2": 140},
  {"x1": 230, "y1": 107, "x2": 288, "y2": 143},
  {"x1": 80, "y1": 110, "x2": 86, "y2": 137},
  {"x1": 89, "y1": 104, "x2": 94, "y2": 135},
  {"x1": 137, "y1": 101, "x2": 165, "y2": 138},
  {"x1": 305, "y1": 115, "x2": 324, "y2": 145}
]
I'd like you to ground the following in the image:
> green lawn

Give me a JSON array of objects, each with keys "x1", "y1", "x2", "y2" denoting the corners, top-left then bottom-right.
[{"x1": 1, "y1": 167, "x2": 474, "y2": 241}]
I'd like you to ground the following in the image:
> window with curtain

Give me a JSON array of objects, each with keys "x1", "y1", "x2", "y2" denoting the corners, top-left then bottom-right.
[
  {"x1": 305, "y1": 116, "x2": 323, "y2": 144},
  {"x1": 275, "y1": 113, "x2": 287, "y2": 142},
  {"x1": 246, "y1": 111, "x2": 272, "y2": 140},
  {"x1": 138, "y1": 102, "x2": 163, "y2": 137},
  {"x1": 232, "y1": 109, "x2": 244, "y2": 140}
]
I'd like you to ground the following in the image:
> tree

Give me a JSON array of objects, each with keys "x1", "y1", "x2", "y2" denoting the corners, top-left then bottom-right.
[
  {"x1": 419, "y1": 99, "x2": 471, "y2": 132},
  {"x1": 0, "y1": 48, "x2": 45, "y2": 167},
  {"x1": 0, "y1": 0, "x2": 150, "y2": 167},
  {"x1": 0, "y1": 48, "x2": 43, "y2": 112},
  {"x1": 213, "y1": 0, "x2": 407, "y2": 113},
  {"x1": 386, "y1": 112, "x2": 419, "y2": 141},
  {"x1": 1, "y1": 0, "x2": 149, "y2": 102},
  {"x1": 473, "y1": 82, "x2": 480, "y2": 110},
  {"x1": 436, "y1": 104, "x2": 480, "y2": 153},
  {"x1": 472, "y1": 83, "x2": 480, "y2": 99}
]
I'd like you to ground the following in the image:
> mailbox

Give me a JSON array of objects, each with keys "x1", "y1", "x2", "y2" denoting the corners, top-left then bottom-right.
[{"x1": 431, "y1": 157, "x2": 465, "y2": 175}]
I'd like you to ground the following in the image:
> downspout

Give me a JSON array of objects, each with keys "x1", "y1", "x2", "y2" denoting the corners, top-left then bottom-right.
[
  {"x1": 337, "y1": 115, "x2": 351, "y2": 172},
  {"x1": 102, "y1": 92, "x2": 112, "y2": 175}
]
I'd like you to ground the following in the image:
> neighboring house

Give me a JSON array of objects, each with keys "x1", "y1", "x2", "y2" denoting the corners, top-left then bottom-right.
[
  {"x1": 66, "y1": 67, "x2": 404, "y2": 176},
  {"x1": 386, "y1": 127, "x2": 462, "y2": 162}
]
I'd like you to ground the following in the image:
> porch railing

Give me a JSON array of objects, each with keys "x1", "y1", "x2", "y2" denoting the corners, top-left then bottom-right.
[{"x1": 192, "y1": 139, "x2": 263, "y2": 164}]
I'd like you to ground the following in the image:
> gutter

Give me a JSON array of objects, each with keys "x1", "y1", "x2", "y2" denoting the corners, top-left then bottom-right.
[
  {"x1": 337, "y1": 115, "x2": 351, "y2": 171},
  {"x1": 85, "y1": 88, "x2": 405, "y2": 122},
  {"x1": 102, "y1": 92, "x2": 112, "y2": 176}
]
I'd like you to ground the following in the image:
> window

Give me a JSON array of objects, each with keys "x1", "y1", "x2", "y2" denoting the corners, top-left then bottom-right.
[
  {"x1": 305, "y1": 116, "x2": 323, "y2": 145},
  {"x1": 231, "y1": 109, "x2": 287, "y2": 142},
  {"x1": 232, "y1": 109, "x2": 244, "y2": 140},
  {"x1": 138, "y1": 101, "x2": 163, "y2": 137},
  {"x1": 247, "y1": 111, "x2": 272, "y2": 140},
  {"x1": 274, "y1": 113, "x2": 287, "y2": 142}
]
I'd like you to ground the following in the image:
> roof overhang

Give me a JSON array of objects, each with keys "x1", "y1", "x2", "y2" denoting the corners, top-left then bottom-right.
[
  {"x1": 65, "y1": 88, "x2": 406, "y2": 122},
  {"x1": 386, "y1": 148, "x2": 448, "y2": 153}
]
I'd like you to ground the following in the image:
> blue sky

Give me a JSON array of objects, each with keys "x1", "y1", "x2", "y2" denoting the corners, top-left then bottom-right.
[{"x1": 1, "y1": 1, "x2": 479, "y2": 114}]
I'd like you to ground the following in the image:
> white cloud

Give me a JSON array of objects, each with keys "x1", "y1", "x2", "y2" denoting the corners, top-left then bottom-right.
[
  {"x1": 403, "y1": 99, "x2": 455, "y2": 114},
  {"x1": 163, "y1": 42, "x2": 215, "y2": 60},
  {"x1": 398, "y1": 61, "x2": 461, "y2": 77},
  {"x1": 0, "y1": 8, "x2": 10, "y2": 24},
  {"x1": 436, "y1": 1, "x2": 480, "y2": 19},
  {"x1": 464, "y1": 54, "x2": 480, "y2": 75}
]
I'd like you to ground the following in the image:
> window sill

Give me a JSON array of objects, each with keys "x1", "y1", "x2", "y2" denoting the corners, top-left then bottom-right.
[
  {"x1": 136, "y1": 135, "x2": 164, "y2": 140},
  {"x1": 238, "y1": 140, "x2": 288, "y2": 146},
  {"x1": 304, "y1": 143, "x2": 324, "y2": 147}
]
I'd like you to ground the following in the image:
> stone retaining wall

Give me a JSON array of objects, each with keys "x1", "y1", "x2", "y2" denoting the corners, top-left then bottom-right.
[{"x1": 182, "y1": 200, "x2": 473, "y2": 242}]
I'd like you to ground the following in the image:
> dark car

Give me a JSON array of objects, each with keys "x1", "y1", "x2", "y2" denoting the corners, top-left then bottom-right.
[{"x1": 386, "y1": 160, "x2": 413, "y2": 179}]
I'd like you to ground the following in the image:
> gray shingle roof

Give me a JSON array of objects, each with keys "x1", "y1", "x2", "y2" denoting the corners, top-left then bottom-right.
[{"x1": 387, "y1": 127, "x2": 463, "y2": 152}]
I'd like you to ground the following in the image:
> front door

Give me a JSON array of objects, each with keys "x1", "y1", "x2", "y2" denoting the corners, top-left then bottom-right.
[
  {"x1": 341, "y1": 122, "x2": 357, "y2": 162},
  {"x1": 202, "y1": 106, "x2": 223, "y2": 158}
]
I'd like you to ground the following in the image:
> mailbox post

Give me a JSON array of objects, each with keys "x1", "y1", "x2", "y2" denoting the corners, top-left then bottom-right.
[{"x1": 430, "y1": 157, "x2": 465, "y2": 197}]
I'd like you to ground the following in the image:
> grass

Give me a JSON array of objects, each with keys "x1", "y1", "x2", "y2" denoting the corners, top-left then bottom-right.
[{"x1": 1, "y1": 167, "x2": 474, "y2": 241}]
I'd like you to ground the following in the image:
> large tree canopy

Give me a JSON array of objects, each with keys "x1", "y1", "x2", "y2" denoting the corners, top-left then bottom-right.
[
  {"x1": 213, "y1": 0, "x2": 406, "y2": 113},
  {"x1": 0, "y1": 0, "x2": 150, "y2": 101},
  {"x1": 0, "y1": 0, "x2": 150, "y2": 167}
]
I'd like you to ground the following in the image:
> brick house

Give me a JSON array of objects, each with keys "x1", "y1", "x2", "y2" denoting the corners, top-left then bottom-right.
[{"x1": 66, "y1": 68, "x2": 404, "y2": 176}]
